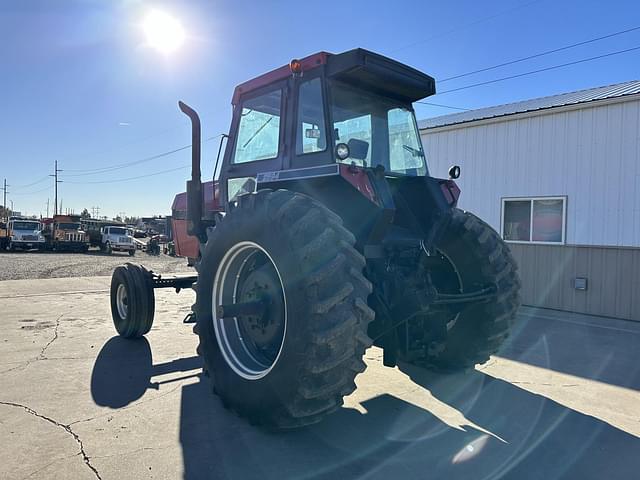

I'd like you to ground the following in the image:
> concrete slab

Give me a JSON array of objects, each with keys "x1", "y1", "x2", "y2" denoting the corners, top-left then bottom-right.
[{"x1": 1, "y1": 277, "x2": 639, "y2": 479}]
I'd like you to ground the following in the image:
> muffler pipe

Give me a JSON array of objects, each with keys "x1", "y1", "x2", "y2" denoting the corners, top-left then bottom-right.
[{"x1": 178, "y1": 101, "x2": 204, "y2": 240}]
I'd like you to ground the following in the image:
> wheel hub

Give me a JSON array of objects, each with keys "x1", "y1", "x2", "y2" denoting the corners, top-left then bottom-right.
[
  {"x1": 116, "y1": 283, "x2": 128, "y2": 319},
  {"x1": 212, "y1": 242, "x2": 287, "y2": 380},
  {"x1": 237, "y1": 268, "x2": 284, "y2": 352}
]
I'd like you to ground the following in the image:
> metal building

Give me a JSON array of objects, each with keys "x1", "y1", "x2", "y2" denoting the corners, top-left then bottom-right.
[{"x1": 420, "y1": 80, "x2": 640, "y2": 320}]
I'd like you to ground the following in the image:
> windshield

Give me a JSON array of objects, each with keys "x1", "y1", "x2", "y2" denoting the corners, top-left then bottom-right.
[
  {"x1": 330, "y1": 82, "x2": 427, "y2": 176},
  {"x1": 13, "y1": 221, "x2": 40, "y2": 231},
  {"x1": 57, "y1": 223, "x2": 80, "y2": 230},
  {"x1": 109, "y1": 227, "x2": 127, "y2": 235}
]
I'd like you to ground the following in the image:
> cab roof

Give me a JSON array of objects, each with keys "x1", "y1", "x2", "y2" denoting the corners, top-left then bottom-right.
[{"x1": 232, "y1": 48, "x2": 435, "y2": 105}]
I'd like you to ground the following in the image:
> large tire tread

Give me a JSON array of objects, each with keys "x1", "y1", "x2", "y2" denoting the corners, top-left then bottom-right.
[
  {"x1": 194, "y1": 189, "x2": 373, "y2": 429},
  {"x1": 416, "y1": 209, "x2": 521, "y2": 370}
]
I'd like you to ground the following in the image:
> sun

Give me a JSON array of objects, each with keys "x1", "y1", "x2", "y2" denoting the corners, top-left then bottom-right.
[{"x1": 143, "y1": 10, "x2": 185, "y2": 55}]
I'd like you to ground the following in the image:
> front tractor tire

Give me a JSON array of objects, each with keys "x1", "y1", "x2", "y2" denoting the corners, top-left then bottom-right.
[
  {"x1": 400, "y1": 208, "x2": 521, "y2": 371},
  {"x1": 110, "y1": 263, "x2": 155, "y2": 338},
  {"x1": 193, "y1": 189, "x2": 374, "y2": 429}
]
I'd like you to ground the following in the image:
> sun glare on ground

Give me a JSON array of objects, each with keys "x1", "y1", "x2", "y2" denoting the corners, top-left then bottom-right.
[{"x1": 143, "y1": 10, "x2": 185, "y2": 55}]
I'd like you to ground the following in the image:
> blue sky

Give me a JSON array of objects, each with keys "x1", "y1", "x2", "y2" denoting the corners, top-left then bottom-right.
[{"x1": 2, "y1": 0, "x2": 639, "y2": 218}]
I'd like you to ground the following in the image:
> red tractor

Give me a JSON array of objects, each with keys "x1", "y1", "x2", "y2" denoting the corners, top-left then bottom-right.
[{"x1": 110, "y1": 49, "x2": 521, "y2": 429}]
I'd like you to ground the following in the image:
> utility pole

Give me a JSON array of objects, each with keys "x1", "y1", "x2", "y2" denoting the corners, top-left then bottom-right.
[
  {"x1": 1, "y1": 179, "x2": 8, "y2": 221},
  {"x1": 49, "y1": 160, "x2": 63, "y2": 216},
  {"x1": 46, "y1": 198, "x2": 50, "y2": 218}
]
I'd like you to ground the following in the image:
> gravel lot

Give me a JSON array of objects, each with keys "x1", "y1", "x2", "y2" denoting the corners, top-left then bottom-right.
[{"x1": 0, "y1": 250, "x2": 192, "y2": 281}]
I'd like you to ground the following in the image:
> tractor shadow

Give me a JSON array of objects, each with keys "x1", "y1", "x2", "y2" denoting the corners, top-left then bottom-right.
[
  {"x1": 91, "y1": 336, "x2": 640, "y2": 480},
  {"x1": 178, "y1": 366, "x2": 640, "y2": 480}
]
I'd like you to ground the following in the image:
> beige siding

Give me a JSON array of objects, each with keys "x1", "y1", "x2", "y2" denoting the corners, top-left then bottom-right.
[{"x1": 510, "y1": 243, "x2": 640, "y2": 320}]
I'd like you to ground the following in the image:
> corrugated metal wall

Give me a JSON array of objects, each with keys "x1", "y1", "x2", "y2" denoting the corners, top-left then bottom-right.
[
  {"x1": 421, "y1": 98, "x2": 640, "y2": 247},
  {"x1": 509, "y1": 244, "x2": 640, "y2": 321}
]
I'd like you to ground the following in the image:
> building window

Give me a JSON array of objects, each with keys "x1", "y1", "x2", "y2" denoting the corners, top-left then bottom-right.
[
  {"x1": 502, "y1": 196, "x2": 566, "y2": 244},
  {"x1": 232, "y1": 89, "x2": 282, "y2": 164}
]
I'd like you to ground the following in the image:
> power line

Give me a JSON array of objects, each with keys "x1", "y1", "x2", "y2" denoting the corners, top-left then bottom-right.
[
  {"x1": 62, "y1": 145, "x2": 193, "y2": 177},
  {"x1": 61, "y1": 134, "x2": 223, "y2": 177},
  {"x1": 415, "y1": 101, "x2": 470, "y2": 110},
  {"x1": 436, "y1": 44, "x2": 640, "y2": 95},
  {"x1": 63, "y1": 165, "x2": 190, "y2": 185},
  {"x1": 440, "y1": 24, "x2": 640, "y2": 83},
  {"x1": 11, "y1": 185, "x2": 53, "y2": 196},
  {"x1": 388, "y1": 0, "x2": 544, "y2": 54},
  {"x1": 61, "y1": 122, "x2": 192, "y2": 172},
  {"x1": 13, "y1": 176, "x2": 50, "y2": 189}
]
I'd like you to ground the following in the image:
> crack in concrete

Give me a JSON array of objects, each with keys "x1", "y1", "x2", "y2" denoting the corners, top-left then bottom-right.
[
  {"x1": 90, "y1": 446, "x2": 167, "y2": 460},
  {"x1": 1, "y1": 313, "x2": 73, "y2": 375},
  {"x1": 20, "y1": 453, "x2": 81, "y2": 480},
  {"x1": 38, "y1": 314, "x2": 63, "y2": 359},
  {"x1": 0, "y1": 401, "x2": 102, "y2": 480}
]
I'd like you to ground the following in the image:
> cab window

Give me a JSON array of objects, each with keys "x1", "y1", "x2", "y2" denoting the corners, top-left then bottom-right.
[
  {"x1": 296, "y1": 78, "x2": 327, "y2": 155},
  {"x1": 232, "y1": 89, "x2": 282, "y2": 164}
]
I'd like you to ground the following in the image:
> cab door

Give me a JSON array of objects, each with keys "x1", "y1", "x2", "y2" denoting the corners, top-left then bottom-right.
[
  {"x1": 219, "y1": 80, "x2": 288, "y2": 207},
  {"x1": 290, "y1": 73, "x2": 332, "y2": 170}
]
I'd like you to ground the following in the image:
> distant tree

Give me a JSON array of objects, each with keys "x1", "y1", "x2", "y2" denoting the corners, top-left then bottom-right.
[
  {"x1": 114, "y1": 215, "x2": 123, "y2": 223},
  {"x1": 0, "y1": 206, "x2": 9, "y2": 219},
  {"x1": 124, "y1": 216, "x2": 139, "y2": 225},
  {"x1": 80, "y1": 208, "x2": 91, "y2": 219}
]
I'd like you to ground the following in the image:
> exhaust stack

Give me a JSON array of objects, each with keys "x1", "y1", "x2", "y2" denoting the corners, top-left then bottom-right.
[{"x1": 178, "y1": 101, "x2": 205, "y2": 241}]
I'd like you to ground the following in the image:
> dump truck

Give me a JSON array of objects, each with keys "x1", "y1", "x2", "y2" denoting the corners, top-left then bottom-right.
[
  {"x1": 109, "y1": 49, "x2": 521, "y2": 429},
  {"x1": 43, "y1": 214, "x2": 90, "y2": 252}
]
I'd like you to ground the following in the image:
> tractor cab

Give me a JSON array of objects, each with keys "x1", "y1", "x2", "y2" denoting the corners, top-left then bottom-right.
[
  {"x1": 178, "y1": 49, "x2": 456, "y2": 250},
  {"x1": 218, "y1": 49, "x2": 435, "y2": 207}
]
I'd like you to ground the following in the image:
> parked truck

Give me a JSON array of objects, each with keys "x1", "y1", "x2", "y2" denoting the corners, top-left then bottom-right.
[
  {"x1": 5, "y1": 217, "x2": 46, "y2": 251},
  {"x1": 81, "y1": 219, "x2": 135, "y2": 255},
  {"x1": 100, "y1": 225, "x2": 135, "y2": 256},
  {"x1": 43, "y1": 214, "x2": 90, "y2": 252},
  {"x1": 108, "y1": 49, "x2": 521, "y2": 429}
]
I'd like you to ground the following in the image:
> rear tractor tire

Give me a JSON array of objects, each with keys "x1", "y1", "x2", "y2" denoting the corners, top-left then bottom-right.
[
  {"x1": 110, "y1": 263, "x2": 155, "y2": 338},
  {"x1": 193, "y1": 189, "x2": 374, "y2": 429},
  {"x1": 399, "y1": 208, "x2": 521, "y2": 371}
]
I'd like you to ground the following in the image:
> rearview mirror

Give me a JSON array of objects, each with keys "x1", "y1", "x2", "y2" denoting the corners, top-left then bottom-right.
[{"x1": 305, "y1": 128, "x2": 320, "y2": 139}]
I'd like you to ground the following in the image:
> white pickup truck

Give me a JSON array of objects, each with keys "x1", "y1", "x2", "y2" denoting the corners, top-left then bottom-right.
[
  {"x1": 7, "y1": 218, "x2": 46, "y2": 251},
  {"x1": 100, "y1": 226, "x2": 135, "y2": 256}
]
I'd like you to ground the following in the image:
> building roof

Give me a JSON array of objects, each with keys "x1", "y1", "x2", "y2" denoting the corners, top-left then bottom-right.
[{"x1": 419, "y1": 80, "x2": 640, "y2": 130}]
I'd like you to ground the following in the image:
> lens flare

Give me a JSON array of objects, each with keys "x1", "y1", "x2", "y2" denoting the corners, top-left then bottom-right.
[{"x1": 143, "y1": 10, "x2": 185, "y2": 54}]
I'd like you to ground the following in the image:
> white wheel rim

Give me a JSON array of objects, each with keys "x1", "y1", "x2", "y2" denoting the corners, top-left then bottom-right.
[
  {"x1": 212, "y1": 241, "x2": 287, "y2": 380},
  {"x1": 116, "y1": 283, "x2": 128, "y2": 319}
]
